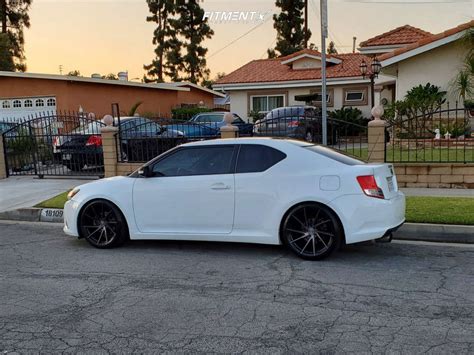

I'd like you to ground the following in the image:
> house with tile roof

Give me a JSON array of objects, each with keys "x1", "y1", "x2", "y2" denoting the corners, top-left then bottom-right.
[
  {"x1": 380, "y1": 20, "x2": 473, "y2": 101},
  {"x1": 214, "y1": 21, "x2": 472, "y2": 121},
  {"x1": 213, "y1": 49, "x2": 394, "y2": 120}
]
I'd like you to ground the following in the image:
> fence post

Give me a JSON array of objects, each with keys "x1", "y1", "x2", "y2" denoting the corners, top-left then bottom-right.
[
  {"x1": 367, "y1": 105, "x2": 387, "y2": 163},
  {"x1": 220, "y1": 112, "x2": 239, "y2": 139},
  {"x1": 100, "y1": 115, "x2": 118, "y2": 178},
  {"x1": 0, "y1": 135, "x2": 7, "y2": 179}
]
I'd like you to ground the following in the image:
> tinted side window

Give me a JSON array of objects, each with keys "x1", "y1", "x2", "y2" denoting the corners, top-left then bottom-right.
[
  {"x1": 152, "y1": 146, "x2": 235, "y2": 177},
  {"x1": 236, "y1": 145, "x2": 286, "y2": 173}
]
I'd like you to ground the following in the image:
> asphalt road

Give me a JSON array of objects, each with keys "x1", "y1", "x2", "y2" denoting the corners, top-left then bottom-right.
[{"x1": 1, "y1": 221, "x2": 473, "y2": 354}]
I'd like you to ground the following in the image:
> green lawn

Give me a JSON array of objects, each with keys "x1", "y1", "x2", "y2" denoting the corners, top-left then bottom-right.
[
  {"x1": 35, "y1": 191, "x2": 474, "y2": 226},
  {"x1": 35, "y1": 191, "x2": 69, "y2": 209},
  {"x1": 341, "y1": 147, "x2": 474, "y2": 163},
  {"x1": 405, "y1": 196, "x2": 474, "y2": 225}
]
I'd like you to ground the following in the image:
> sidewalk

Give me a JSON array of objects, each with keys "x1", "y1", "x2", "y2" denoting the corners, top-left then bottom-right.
[
  {"x1": 0, "y1": 176, "x2": 92, "y2": 213},
  {"x1": 401, "y1": 188, "x2": 474, "y2": 197}
]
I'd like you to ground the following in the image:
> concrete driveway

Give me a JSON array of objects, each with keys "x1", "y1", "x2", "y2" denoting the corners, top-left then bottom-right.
[
  {"x1": 0, "y1": 176, "x2": 93, "y2": 212},
  {"x1": 1, "y1": 221, "x2": 473, "y2": 353}
]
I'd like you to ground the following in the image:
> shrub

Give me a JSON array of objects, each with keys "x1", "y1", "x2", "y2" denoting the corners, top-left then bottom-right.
[{"x1": 328, "y1": 107, "x2": 367, "y2": 135}]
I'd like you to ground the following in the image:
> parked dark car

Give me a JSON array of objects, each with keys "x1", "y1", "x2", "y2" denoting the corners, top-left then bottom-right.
[
  {"x1": 58, "y1": 117, "x2": 183, "y2": 171},
  {"x1": 166, "y1": 112, "x2": 254, "y2": 137},
  {"x1": 253, "y1": 106, "x2": 338, "y2": 144}
]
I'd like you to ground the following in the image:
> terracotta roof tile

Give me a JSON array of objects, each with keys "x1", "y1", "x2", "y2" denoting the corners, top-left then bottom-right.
[
  {"x1": 215, "y1": 51, "x2": 370, "y2": 85},
  {"x1": 359, "y1": 25, "x2": 432, "y2": 47},
  {"x1": 379, "y1": 20, "x2": 474, "y2": 61}
]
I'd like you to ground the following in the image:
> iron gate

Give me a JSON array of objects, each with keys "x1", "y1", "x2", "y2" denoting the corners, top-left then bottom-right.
[{"x1": 2, "y1": 112, "x2": 106, "y2": 178}]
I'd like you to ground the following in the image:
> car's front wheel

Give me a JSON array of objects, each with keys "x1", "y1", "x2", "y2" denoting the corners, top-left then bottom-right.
[
  {"x1": 281, "y1": 203, "x2": 342, "y2": 260},
  {"x1": 79, "y1": 200, "x2": 128, "y2": 248}
]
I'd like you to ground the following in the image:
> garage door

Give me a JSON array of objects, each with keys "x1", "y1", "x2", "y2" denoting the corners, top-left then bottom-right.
[{"x1": 0, "y1": 96, "x2": 57, "y2": 122}]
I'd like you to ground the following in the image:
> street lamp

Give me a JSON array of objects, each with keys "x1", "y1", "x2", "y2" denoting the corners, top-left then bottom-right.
[{"x1": 360, "y1": 57, "x2": 381, "y2": 109}]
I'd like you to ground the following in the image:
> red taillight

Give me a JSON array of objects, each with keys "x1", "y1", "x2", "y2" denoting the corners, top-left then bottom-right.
[
  {"x1": 357, "y1": 175, "x2": 385, "y2": 199},
  {"x1": 288, "y1": 121, "x2": 299, "y2": 128},
  {"x1": 86, "y1": 135, "x2": 102, "y2": 147}
]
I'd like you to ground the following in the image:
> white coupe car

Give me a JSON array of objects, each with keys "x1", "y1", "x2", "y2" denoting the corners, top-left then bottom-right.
[{"x1": 64, "y1": 138, "x2": 405, "y2": 260}]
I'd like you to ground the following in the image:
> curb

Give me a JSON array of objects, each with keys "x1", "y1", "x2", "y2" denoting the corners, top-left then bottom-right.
[
  {"x1": 0, "y1": 208, "x2": 63, "y2": 223},
  {"x1": 0, "y1": 209, "x2": 473, "y2": 244},
  {"x1": 394, "y1": 223, "x2": 474, "y2": 244}
]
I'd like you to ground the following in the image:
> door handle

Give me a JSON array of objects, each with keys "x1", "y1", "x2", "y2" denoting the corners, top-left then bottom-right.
[{"x1": 211, "y1": 183, "x2": 231, "y2": 190}]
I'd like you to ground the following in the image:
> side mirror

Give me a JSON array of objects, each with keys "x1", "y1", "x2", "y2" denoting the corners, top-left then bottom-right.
[{"x1": 138, "y1": 166, "x2": 153, "y2": 178}]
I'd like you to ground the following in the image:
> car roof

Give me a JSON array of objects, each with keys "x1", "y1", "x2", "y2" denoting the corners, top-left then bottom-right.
[{"x1": 180, "y1": 137, "x2": 309, "y2": 148}]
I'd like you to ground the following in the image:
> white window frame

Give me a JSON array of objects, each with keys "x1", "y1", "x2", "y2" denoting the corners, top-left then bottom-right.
[
  {"x1": 24, "y1": 99, "x2": 33, "y2": 107},
  {"x1": 250, "y1": 94, "x2": 285, "y2": 113},
  {"x1": 312, "y1": 93, "x2": 331, "y2": 103},
  {"x1": 345, "y1": 90, "x2": 365, "y2": 103},
  {"x1": 13, "y1": 100, "x2": 22, "y2": 108},
  {"x1": 35, "y1": 99, "x2": 45, "y2": 107},
  {"x1": 47, "y1": 98, "x2": 56, "y2": 107},
  {"x1": 2, "y1": 100, "x2": 11, "y2": 109}
]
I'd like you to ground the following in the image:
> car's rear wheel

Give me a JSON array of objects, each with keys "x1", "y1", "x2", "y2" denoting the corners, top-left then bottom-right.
[
  {"x1": 281, "y1": 203, "x2": 342, "y2": 260},
  {"x1": 79, "y1": 200, "x2": 128, "y2": 249}
]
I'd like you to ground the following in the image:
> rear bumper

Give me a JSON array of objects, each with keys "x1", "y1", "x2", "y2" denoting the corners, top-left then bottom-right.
[{"x1": 329, "y1": 191, "x2": 406, "y2": 244}]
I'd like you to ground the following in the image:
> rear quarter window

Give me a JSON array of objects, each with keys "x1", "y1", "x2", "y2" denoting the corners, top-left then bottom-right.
[{"x1": 236, "y1": 144, "x2": 286, "y2": 173}]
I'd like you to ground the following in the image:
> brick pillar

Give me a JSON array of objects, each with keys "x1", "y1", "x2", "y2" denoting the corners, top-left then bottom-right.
[
  {"x1": 101, "y1": 124, "x2": 119, "y2": 178},
  {"x1": 0, "y1": 136, "x2": 6, "y2": 179},
  {"x1": 220, "y1": 112, "x2": 239, "y2": 139},
  {"x1": 367, "y1": 105, "x2": 387, "y2": 163}
]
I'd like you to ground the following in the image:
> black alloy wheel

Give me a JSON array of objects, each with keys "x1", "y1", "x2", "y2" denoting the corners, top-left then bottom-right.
[
  {"x1": 282, "y1": 203, "x2": 342, "y2": 260},
  {"x1": 79, "y1": 200, "x2": 128, "y2": 248}
]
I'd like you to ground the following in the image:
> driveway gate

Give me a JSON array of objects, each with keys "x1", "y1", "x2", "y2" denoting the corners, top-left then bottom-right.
[{"x1": 2, "y1": 112, "x2": 105, "y2": 178}]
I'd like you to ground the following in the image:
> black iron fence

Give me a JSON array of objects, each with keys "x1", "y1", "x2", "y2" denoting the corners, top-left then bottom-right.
[
  {"x1": 385, "y1": 103, "x2": 473, "y2": 163},
  {"x1": 116, "y1": 107, "x2": 368, "y2": 163},
  {"x1": 2, "y1": 112, "x2": 105, "y2": 178}
]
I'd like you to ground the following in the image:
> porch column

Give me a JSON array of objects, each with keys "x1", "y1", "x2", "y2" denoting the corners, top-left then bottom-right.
[
  {"x1": 0, "y1": 136, "x2": 6, "y2": 179},
  {"x1": 367, "y1": 105, "x2": 387, "y2": 163},
  {"x1": 100, "y1": 115, "x2": 118, "y2": 178}
]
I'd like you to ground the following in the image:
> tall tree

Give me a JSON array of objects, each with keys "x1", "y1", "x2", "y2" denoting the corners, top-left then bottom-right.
[
  {"x1": 268, "y1": 0, "x2": 310, "y2": 57},
  {"x1": 0, "y1": 0, "x2": 32, "y2": 71},
  {"x1": 143, "y1": 0, "x2": 176, "y2": 83},
  {"x1": 0, "y1": 33, "x2": 14, "y2": 71},
  {"x1": 327, "y1": 41, "x2": 338, "y2": 55},
  {"x1": 170, "y1": 0, "x2": 214, "y2": 84}
]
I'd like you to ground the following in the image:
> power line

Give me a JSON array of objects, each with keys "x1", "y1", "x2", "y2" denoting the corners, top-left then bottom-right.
[{"x1": 208, "y1": 18, "x2": 272, "y2": 60}]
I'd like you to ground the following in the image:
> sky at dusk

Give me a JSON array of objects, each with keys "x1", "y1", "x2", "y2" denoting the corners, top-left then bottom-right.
[{"x1": 24, "y1": 0, "x2": 472, "y2": 81}]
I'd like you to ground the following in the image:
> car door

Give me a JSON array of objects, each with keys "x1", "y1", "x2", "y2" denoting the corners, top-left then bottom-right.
[{"x1": 132, "y1": 145, "x2": 237, "y2": 234}]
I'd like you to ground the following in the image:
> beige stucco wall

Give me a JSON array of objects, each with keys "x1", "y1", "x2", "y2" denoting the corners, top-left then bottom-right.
[
  {"x1": 229, "y1": 83, "x2": 374, "y2": 121},
  {"x1": 292, "y1": 58, "x2": 322, "y2": 70},
  {"x1": 388, "y1": 41, "x2": 466, "y2": 101}
]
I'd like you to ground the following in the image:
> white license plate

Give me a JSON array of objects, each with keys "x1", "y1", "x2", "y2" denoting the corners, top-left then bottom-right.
[
  {"x1": 387, "y1": 176, "x2": 394, "y2": 192},
  {"x1": 62, "y1": 154, "x2": 71, "y2": 160}
]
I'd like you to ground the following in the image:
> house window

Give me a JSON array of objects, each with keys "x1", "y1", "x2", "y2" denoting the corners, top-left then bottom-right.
[
  {"x1": 343, "y1": 87, "x2": 368, "y2": 106},
  {"x1": 345, "y1": 91, "x2": 364, "y2": 102},
  {"x1": 309, "y1": 88, "x2": 334, "y2": 107},
  {"x1": 251, "y1": 95, "x2": 285, "y2": 113},
  {"x1": 2, "y1": 101, "x2": 11, "y2": 109},
  {"x1": 13, "y1": 100, "x2": 22, "y2": 108},
  {"x1": 35, "y1": 99, "x2": 45, "y2": 107},
  {"x1": 47, "y1": 98, "x2": 56, "y2": 107},
  {"x1": 24, "y1": 99, "x2": 33, "y2": 107}
]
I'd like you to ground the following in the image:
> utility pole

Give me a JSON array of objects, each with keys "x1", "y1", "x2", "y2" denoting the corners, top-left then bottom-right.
[
  {"x1": 304, "y1": 0, "x2": 308, "y2": 48},
  {"x1": 320, "y1": 0, "x2": 328, "y2": 145}
]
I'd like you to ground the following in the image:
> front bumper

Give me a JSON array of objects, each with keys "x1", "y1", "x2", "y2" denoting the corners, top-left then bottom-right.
[{"x1": 63, "y1": 199, "x2": 80, "y2": 237}]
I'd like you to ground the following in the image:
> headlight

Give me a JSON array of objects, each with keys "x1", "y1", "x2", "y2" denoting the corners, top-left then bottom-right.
[{"x1": 67, "y1": 188, "x2": 80, "y2": 200}]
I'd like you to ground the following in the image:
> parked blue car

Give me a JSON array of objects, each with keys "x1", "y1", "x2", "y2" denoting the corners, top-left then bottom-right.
[{"x1": 166, "y1": 112, "x2": 253, "y2": 138}]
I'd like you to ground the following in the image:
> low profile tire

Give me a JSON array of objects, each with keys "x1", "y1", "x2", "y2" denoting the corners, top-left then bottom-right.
[
  {"x1": 281, "y1": 203, "x2": 342, "y2": 260},
  {"x1": 79, "y1": 200, "x2": 128, "y2": 249}
]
